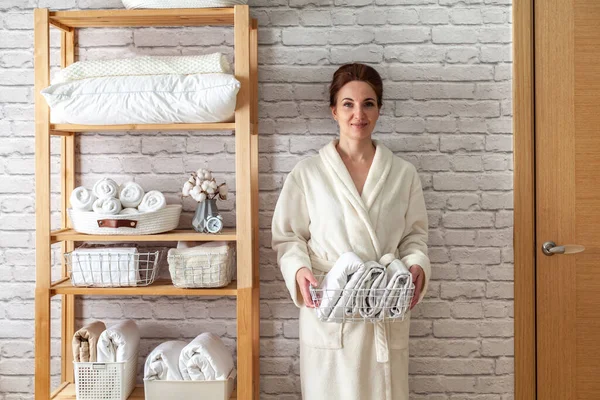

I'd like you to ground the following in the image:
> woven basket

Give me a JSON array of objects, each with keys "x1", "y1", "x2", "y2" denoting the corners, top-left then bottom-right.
[{"x1": 68, "y1": 205, "x2": 182, "y2": 235}]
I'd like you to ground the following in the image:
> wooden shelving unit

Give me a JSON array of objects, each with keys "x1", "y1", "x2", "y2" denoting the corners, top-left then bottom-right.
[{"x1": 34, "y1": 6, "x2": 259, "y2": 400}]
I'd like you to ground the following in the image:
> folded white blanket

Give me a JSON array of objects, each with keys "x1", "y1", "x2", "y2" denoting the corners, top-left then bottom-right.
[
  {"x1": 381, "y1": 259, "x2": 413, "y2": 318},
  {"x1": 119, "y1": 181, "x2": 145, "y2": 208},
  {"x1": 93, "y1": 197, "x2": 122, "y2": 215},
  {"x1": 93, "y1": 177, "x2": 119, "y2": 199},
  {"x1": 70, "y1": 187, "x2": 96, "y2": 211},
  {"x1": 144, "y1": 340, "x2": 187, "y2": 381},
  {"x1": 119, "y1": 207, "x2": 139, "y2": 215},
  {"x1": 316, "y1": 252, "x2": 365, "y2": 320},
  {"x1": 70, "y1": 247, "x2": 139, "y2": 286},
  {"x1": 179, "y1": 333, "x2": 234, "y2": 381},
  {"x1": 97, "y1": 320, "x2": 140, "y2": 363},
  {"x1": 138, "y1": 190, "x2": 166, "y2": 213}
]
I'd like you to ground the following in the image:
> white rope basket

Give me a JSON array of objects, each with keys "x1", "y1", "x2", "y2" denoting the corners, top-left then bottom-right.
[
  {"x1": 68, "y1": 205, "x2": 182, "y2": 235},
  {"x1": 168, "y1": 243, "x2": 235, "y2": 288}
]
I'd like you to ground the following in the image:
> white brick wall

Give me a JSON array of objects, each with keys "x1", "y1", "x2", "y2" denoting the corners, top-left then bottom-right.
[{"x1": 0, "y1": 0, "x2": 513, "y2": 398}]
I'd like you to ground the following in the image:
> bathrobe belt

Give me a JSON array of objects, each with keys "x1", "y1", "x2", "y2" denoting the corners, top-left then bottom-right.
[{"x1": 309, "y1": 253, "x2": 398, "y2": 364}]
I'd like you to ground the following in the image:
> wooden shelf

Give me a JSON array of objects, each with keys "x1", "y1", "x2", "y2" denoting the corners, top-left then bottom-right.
[
  {"x1": 49, "y1": 8, "x2": 235, "y2": 29},
  {"x1": 50, "y1": 279, "x2": 238, "y2": 296},
  {"x1": 50, "y1": 122, "x2": 236, "y2": 133},
  {"x1": 51, "y1": 383, "x2": 237, "y2": 399},
  {"x1": 51, "y1": 228, "x2": 237, "y2": 243}
]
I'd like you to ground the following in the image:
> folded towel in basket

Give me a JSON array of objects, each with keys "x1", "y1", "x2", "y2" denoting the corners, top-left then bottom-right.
[
  {"x1": 168, "y1": 242, "x2": 233, "y2": 287},
  {"x1": 70, "y1": 187, "x2": 97, "y2": 211},
  {"x1": 316, "y1": 252, "x2": 365, "y2": 321},
  {"x1": 336, "y1": 261, "x2": 387, "y2": 319},
  {"x1": 381, "y1": 259, "x2": 413, "y2": 318},
  {"x1": 92, "y1": 177, "x2": 119, "y2": 200},
  {"x1": 92, "y1": 197, "x2": 122, "y2": 215},
  {"x1": 144, "y1": 340, "x2": 187, "y2": 381},
  {"x1": 119, "y1": 181, "x2": 145, "y2": 208},
  {"x1": 138, "y1": 190, "x2": 166, "y2": 213},
  {"x1": 72, "y1": 321, "x2": 106, "y2": 362},
  {"x1": 97, "y1": 320, "x2": 140, "y2": 363},
  {"x1": 70, "y1": 247, "x2": 139, "y2": 286},
  {"x1": 178, "y1": 333, "x2": 235, "y2": 381}
]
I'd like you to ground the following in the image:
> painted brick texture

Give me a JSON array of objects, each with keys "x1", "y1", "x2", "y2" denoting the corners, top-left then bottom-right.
[{"x1": 0, "y1": 0, "x2": 513, "y2": 399}]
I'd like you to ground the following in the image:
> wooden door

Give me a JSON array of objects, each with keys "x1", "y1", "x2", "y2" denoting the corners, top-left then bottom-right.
[{"x1": 536, "y1": 0, "x2": 600, "y2": 399}]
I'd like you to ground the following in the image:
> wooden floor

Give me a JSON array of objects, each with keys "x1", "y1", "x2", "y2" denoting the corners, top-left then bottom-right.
[{"x1": 51, "y1": 383, "x2": 237, "y2": 399}]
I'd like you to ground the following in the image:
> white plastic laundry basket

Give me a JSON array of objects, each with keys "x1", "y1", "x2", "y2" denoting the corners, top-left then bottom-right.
[{"x1": 74, "y1": 355, "x2": 137, "y2": 400}]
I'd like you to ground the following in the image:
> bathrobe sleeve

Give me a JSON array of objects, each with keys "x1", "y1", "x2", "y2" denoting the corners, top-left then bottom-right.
[
  {"x1": 398, "y1": 170, "x2": 431, "y2": 304},
  {"x1": 271, "y1": 172, "x2": 312, "y2": 307}
]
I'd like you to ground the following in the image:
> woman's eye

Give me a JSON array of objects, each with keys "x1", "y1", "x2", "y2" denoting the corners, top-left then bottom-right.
[
  {"x1": 343, "y1": 103, "x2": 352, "y2": 107},
  {"x1": 365, "y1": 102, "x2": 375, "y2": 107}
]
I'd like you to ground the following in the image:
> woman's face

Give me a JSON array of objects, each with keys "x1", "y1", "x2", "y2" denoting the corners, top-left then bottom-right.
[{"x1": 331, "y1": 80, "x2": 380, "y2": 142}]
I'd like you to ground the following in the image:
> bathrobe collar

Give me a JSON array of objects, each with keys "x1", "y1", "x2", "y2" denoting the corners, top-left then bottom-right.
[
  {"x1": 319, "y1": 139, "x2": 394, "y2": 258},
  {"x1": 319, "y1": 139, "x2": 393, "y2": 211}
]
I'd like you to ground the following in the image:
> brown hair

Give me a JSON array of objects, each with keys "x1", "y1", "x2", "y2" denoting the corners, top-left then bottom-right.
[{"x1": 329, "y1": 63, "x2": 383, "y2": 108}]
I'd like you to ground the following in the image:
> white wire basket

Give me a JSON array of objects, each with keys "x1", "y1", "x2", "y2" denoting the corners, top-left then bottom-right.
[
  {"x1": 65, "y1": 250, "x2": 160, "y2": 287},
  {"x1": 74, "y1": 354, "x2": 137, "y2": 400},
  {"x1": 167, "y1": 243, "x2": 235, "y2": 288},
  {"x1": 309, "y1": 274, "x2": 415, "y2": 323}
]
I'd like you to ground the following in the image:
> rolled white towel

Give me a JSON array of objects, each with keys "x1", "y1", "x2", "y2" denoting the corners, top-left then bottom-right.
[
  {"x1": 119, "y1": 207, "x2": 139, "y2": 215},
  {"x1": 178, "y1": 333, "x2": 234, "y2": 381},
  {"x1": 138, "y1": 190, "x2": 166, "y2": 213},
  {"x1": 144, "y1": 340, "x2": 187, "y2": 381},
  {"x1": 70, "y1": 187, "x2": 96, "y2": 211},
  {"x1": 93, "y1": 197, "x2": 122, "y2": 215},
  {"x1": 93, "y1": 178, "x2": 119, "y2": 199},
  {"x1": 119, "y1": 181, "x2": 145, "y2": 208},
  {"x1": 97, "y1": 320, "x2": 140, "y2": 363}
]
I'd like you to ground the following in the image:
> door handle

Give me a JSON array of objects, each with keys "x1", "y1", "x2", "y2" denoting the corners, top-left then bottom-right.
[{"x1": 542, "y1": 241, "x2": 585, "y2": 256}]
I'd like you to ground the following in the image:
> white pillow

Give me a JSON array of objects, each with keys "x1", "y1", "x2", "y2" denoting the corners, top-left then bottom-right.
[
  {"x1": 42, "y1": 73, "x2": 240, "y2": 125},
  {"x1": 52, "y1": 53, "x2": 230, "y2": 85},
  {"x1": 122, "y1": 0, "x2": 247, "y2": 9}
]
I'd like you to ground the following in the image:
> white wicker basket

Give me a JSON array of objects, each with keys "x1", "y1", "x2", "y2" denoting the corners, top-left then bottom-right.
[
  {"x1": 74, "y1": 354, "x2": 137, "y2": 400},
  {"x1": 68, "y1": 205, "x2": 182, "y2": 235},
  {"x1": 167, "y1": 242, "x2": 235, "y2": 288}
]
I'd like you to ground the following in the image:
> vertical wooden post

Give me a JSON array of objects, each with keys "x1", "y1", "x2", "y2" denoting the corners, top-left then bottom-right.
[
  {"x1": 60, "y1": 28, "x2": 77, "y2": 384},
  {"x1": 234, "y1": 5, "x2": 255, "y2": 400},
  {"x1": 250, "y1": 18, "x2": 260, "y2": 400},
  {"x1": 34, "y1": 8, "x2": 51, "y2": 400}
]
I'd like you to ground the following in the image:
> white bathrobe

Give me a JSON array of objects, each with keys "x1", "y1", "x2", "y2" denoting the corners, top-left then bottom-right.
[{"x1": 272, "y1": 139, "x2": 430, "y2": 400}]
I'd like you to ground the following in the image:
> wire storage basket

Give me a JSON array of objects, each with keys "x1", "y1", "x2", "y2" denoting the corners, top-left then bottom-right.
[
  {"x1": 167, "y1": 242, "x2": 235, "y2": 288},
  {"x1": 65, "y1": 249, "x2": 160, "y2": 287},
  {"x1": 74, "y1": 354, "x2": 137, "y2": 400},
  {"x1": 309, "y1": 274, "x2": 415, "y2": 323}
]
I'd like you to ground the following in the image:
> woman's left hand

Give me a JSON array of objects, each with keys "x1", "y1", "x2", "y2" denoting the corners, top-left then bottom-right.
[{"x1": 409, "y1": 265, "x2": 425, "y2": 310}]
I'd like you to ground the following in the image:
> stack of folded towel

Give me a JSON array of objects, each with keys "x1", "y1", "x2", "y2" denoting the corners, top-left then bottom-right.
[
  {"x1": 316, "y1": 252, "x2": 413, "y2": 321},
  {"x1": 144, "y1": 333, "x2": 235, "y2": 382},
  {"x1": 72, "y1": 320, "x2": 140, "y2": 363},
  {"x1": 70, "y1": 247, "x2": 139, "y2": 286},
  {"x1": 70, "y1": 178, "x2": 167, "y2": 215}
]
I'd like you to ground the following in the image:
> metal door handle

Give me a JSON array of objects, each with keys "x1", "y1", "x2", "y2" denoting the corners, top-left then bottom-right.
[{"x1": 542, "y1": 241, "x2": 585, "y2": 256}]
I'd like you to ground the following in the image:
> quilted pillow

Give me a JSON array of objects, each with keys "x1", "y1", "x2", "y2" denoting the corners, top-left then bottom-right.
[
  {"x1": 122, "y1": 0, "x2": 247, "y2": 9},
  {"x1": 52, "y1": 53, "x2": 230, "y2": 84},
  {"x1": 42, "y1": 73, "x2": 240, "y2": 125}
]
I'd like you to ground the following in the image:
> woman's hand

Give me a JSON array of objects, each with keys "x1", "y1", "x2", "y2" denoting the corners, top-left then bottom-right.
[
  {"x1": 409, "y1": 265, "x2": 425, "y2": 310},
  {"x1": 296, "y1": 267, "x2": 318, "y2": 308}
]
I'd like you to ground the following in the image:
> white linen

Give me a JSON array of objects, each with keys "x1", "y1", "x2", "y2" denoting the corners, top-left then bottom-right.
[
  {"x1": 70, "y1": 247, "x2": 139, "y2": 286},
  {"x1": 351, "y1": 261, "x2": 387, "y2": 319},
  {"x1": 92, "y1": 197, "x2": 122, "y2": 215},
  {"x1": 97, "y1": 320, "x2": 140, "y2": 363},
  {"x1": 42, "y1": 73, "x2": 240, "y2": 125},
  {"x1": 138, "y1": 190, "x2": 166, "y2": 213},
  {"x1": 316, "y1": 252, "x2": 365, "y2": 320},
  {"x1": 119, "y1": 181, "x2": 145, "y2": 208},
  {"x1": 93, "y1": 178, "x2": 119, "y2": 200},
  {"x1": 72, "y1": 321, "x2": 106, "y2": 362},
  {"x1": 271, "y1": 139, "x2": 431, "y2": 399},
  {"x1": 381, "y1": 259, "x2": 413, "y2": 318},
  {"x1": 144, "y1": 341, "x2": 187, "y2": 381},
  {"x1": 52, "y1": 53, "x2": 231, "y2": 84},
  {"x1": 119, "y1": 207, "x2": 139, "y2": 215},
  {"x1": 122, "y1": 0, "x2": 247, "y2": 9},
  {"x1": 178, "y1": 333, "x2": 234, "y2": 381},
  {"x1": 70, "y1": 186, "x2": 96, "y2": 211}
]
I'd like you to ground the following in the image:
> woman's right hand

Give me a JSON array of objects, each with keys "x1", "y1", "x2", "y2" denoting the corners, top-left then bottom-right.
[{"x1": 296, "y1": 267, "x2": 318, "y2": 308}]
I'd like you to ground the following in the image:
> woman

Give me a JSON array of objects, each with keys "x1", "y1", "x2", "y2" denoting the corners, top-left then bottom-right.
[{"x1": 271, "y1": 63, "x2": 430, "y2": 400}]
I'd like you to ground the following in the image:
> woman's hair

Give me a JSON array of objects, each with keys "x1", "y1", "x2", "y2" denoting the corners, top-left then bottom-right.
[{"x1": 329, "y1": 63, "x2": 383, "y2": 108}]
